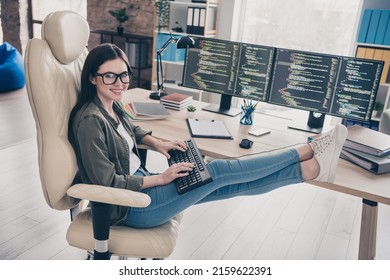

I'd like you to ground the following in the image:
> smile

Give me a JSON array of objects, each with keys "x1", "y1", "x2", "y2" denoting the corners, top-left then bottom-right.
[{"x1": 111, "y1": 89, "x2": 123, "y2": 95}]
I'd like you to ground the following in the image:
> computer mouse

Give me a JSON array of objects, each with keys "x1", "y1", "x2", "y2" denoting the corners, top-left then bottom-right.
[{"x1": 239, "y1": 138, "x2": 253, "y2": 149}]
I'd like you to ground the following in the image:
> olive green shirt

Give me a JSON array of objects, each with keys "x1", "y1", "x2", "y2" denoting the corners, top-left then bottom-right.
[{"x1": 69, "y1": 96, "x2": 152, "y2": 224}]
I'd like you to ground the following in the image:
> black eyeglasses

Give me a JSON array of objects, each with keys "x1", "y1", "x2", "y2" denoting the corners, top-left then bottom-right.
[{"x1": 94, "y1": 71, "x2": 132, "y2": 85}]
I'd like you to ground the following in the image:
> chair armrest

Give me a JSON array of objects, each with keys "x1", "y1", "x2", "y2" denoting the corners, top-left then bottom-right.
[{"x1": 67, "y1": 184, "x2": 151, "y2": 208}]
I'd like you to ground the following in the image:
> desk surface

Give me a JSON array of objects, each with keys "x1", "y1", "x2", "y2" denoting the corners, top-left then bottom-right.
[{"x1": 124, "y1": 88, "x2": 390, "y2": 205}]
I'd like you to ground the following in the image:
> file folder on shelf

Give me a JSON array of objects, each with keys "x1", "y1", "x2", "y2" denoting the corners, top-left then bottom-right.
[
  {"x1": 375, "y1": 10, "x2": 390, "y2": 44},
  {"x1": 366, "y1": 10, "x2": 381, "y2": 44},
  {"x1": 193, "y1": 8, "x2": 200, "y2": 35},
  {"x1": 186, "y1": 7, "x2": 206, "y2": 35},
  {"x1": 198, "y1": 8, "x2": 205, "y2": 35},
  {"x1": 187, "y1": 7, "x2": 194, "y2": 34}
]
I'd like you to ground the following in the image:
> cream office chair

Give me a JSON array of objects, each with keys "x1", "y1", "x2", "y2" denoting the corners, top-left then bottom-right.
[{"x1": 24, "y1": 11, "x2": 181, "y2": 260}]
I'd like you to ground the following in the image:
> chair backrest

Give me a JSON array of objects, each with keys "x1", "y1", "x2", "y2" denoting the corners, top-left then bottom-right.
[
  {"x1": 379, "y1": 109, "x2": 390, "y2": 135},
  {"x1": 24, "y1": 11, "x2": 90, "y2": 210}
]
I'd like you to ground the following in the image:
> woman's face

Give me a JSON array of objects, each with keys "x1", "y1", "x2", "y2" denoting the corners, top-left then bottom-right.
[{"x1": 90, "y1": 58, "x2": 130, "y2": 108}]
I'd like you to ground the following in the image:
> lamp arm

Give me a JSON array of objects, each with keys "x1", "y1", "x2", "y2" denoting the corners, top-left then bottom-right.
[
  {"x1": 156, "y1": 52, "x2": 163, "y2": 93},
  {"x1": 155, "y1": 34, "x2": 177, "y2": 94},
  {"x1": 156, "y1": 35, "x2": 177, "y2": 54},
  {"x1": 151, "y1": 33, "x2": 193, "y2": 100}
]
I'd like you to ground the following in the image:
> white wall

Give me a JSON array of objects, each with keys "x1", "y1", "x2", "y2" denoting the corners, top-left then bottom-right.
[{"x1": 216, "y1": 0, "x2": 241, "y2": 41}]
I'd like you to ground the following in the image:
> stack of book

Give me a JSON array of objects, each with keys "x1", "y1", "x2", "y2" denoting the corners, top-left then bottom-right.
[
  {"x1": 340, "y1": 125, "x2": 390, "y2": 174},
  {"x1": 124, "y1": 102, "x2": 170, "y2": 121},
  {"x1": 160, "y1": 93, "x2": 193, "y2": 111}
]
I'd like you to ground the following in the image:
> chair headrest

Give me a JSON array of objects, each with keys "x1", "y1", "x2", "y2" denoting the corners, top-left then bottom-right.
[{"x1": 42, "y1": 11, "x2": 90, "y2": 64}]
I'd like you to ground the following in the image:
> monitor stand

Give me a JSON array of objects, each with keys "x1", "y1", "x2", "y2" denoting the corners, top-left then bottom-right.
[
  {"x1": 202, "y1": 104, "x2": 240, "y2": 117},
  {"x1": 288, "y1": 112, "x2": 325, "y2": 134},
  {"x1": 201, "y1": 94, "x2": 240, "y2": 117}
]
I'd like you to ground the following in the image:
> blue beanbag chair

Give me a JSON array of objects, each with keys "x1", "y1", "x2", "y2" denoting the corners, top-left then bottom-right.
[{"x1": 0, "y1": 42, "x2": 26, "y2": 93}]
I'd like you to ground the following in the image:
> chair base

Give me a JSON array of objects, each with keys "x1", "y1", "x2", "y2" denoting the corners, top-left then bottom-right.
[{"x1": 66, "y1": 209, "x2": 182, "y2": 259}]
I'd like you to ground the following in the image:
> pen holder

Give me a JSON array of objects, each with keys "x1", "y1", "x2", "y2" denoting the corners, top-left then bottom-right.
[{"x1": 240, "y1": 106, "x2": 254, "y2": 125}]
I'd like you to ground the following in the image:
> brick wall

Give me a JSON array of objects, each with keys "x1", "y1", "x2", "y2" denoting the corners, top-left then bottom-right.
[{"x1": 0, "y1": 0, "x2": 22, "y2": 52}]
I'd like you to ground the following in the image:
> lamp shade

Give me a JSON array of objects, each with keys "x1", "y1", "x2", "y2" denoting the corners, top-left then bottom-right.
[{"x1": 176, "y1": 36, "x2": 195, "y2": 49}]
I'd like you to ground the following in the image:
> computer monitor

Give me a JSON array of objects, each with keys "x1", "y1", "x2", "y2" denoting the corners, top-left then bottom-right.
[
  {"x1": 268, "y1": 48, "x2": 384, "y2": 133},
  {"x1": 181, "y1": 37, "x2": 275, "y2": 116}
]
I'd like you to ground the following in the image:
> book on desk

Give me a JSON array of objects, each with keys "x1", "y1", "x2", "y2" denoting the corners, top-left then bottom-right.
[
  {"x1": 160, "y1": 93, "x2": 193, "y2": 111},
  {"x1": 124, "y1": 102, "x2": 170, "y2": 121},
  {"x1": 341, "y1": 147, "x2": 390, "y2": 174},
  {"x1": 343, "y1": 125, "x2": 390, "y2": 157}
]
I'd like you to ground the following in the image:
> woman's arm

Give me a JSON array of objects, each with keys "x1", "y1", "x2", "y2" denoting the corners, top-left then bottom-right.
[{"x1": 140, "y1": 134, "x2": 187, "y2": 159}]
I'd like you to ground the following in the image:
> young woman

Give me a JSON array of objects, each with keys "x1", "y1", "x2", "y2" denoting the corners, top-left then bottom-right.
[{"x1": 69, "y1": 43, "x2": 347, "y2": 229}]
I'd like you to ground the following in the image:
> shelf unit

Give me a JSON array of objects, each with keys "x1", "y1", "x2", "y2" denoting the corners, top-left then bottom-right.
[
  {"x1": 167, "y1": 0, "x2": 219, "y2": 37},
  {"x1": 355, "y1": 44, "x2": 390, "y2": 84},
  {"x1": 152, "y1": 0, "x2": 219, "y2": 99},
  {"x1": 90, "y1": 30, "x2": 153, "y2": 89},
  {"x1": 348, "y1": 7, "x2": 390, "y2": 130}
]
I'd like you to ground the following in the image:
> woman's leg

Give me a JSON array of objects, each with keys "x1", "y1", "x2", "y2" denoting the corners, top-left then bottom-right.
[
  {"x1": 124, "y1": 147, "x2": 304, "y2": 228},
  {"x1": 123, "y1": 124, "x2": 347, "y2": 228}
]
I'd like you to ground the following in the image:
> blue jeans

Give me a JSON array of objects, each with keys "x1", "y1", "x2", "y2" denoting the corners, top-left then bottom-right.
[{"x1": 123, "y1": 148, "x2": 303, "y2": 228}]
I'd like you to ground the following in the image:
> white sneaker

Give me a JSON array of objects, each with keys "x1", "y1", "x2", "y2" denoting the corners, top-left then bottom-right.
[{"x1": 309, "y1": 124, "x2": 348, "y2": 183}]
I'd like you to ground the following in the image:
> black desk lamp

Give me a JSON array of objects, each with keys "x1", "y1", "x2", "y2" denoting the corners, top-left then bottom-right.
[{"x1": 150, "y1": 34, "x2": 195, "y2": 100}]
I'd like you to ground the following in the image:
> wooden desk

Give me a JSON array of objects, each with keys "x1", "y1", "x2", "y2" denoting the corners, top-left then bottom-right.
[{"x1": 124, "y1": 88, "x2": 390, "y2": 260}]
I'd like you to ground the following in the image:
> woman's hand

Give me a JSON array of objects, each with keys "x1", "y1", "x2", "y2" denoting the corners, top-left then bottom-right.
[
  {"x1": 160, "y1": 162, "x2": 195, "y2": 185},
  {"x1": 155, "y1": 139, "x2": 188, "y2": 159},
  {"x1": 142, "y1": 162, "x2": 195, "y2": 188}
]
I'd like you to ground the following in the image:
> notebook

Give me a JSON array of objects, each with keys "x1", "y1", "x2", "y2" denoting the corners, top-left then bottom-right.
[
  {"x1": 186, "y1": 118, "x2": 233, "y2": 139},
  {"x1": 131, "y1": 102, "x2": 170, "y2": 117}
]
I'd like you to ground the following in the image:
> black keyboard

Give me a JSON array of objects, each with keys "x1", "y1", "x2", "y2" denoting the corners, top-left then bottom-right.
[{"x1": 168, "y1": 139, "x2": 213, "y2": 194}]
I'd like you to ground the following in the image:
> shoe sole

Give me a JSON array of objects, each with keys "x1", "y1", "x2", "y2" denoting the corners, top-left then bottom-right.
[{"x1": 326, "y1": 125, "x2": 348, "y2": 182}]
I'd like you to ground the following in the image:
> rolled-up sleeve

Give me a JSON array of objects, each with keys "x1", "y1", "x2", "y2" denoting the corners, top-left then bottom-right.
[{"x1": 129, "y1": 122, "x2": 152, "y2": 144}]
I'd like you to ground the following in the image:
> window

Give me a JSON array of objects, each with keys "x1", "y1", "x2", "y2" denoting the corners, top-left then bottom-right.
[{"x1": 29, "y1": 0, "x2": 87, "y2": 38}]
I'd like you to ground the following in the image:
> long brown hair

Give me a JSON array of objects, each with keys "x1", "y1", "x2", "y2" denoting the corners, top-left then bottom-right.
[{"x1": 68, "y1": 43, "x2": 132, "y2": 134}]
